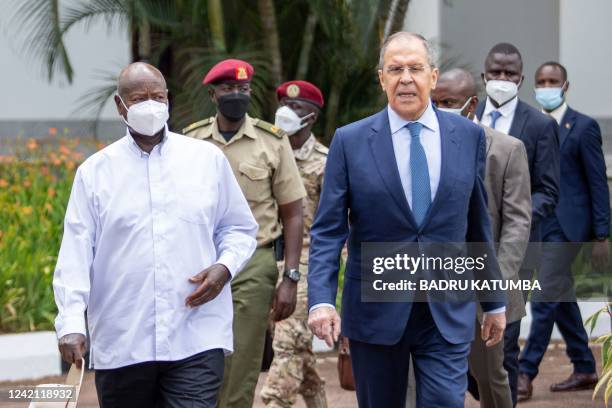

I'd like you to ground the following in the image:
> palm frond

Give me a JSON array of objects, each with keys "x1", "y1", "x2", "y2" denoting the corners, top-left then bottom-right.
[
  {"x1": 70, "y1": 68, "x2": 121, "y2": 138},
  {"x1": 11, "y1": 0, "x2": 74, "y2": 83},
  {"x1": 60, "y1": 0, "x2": 128, "y2": 38}
]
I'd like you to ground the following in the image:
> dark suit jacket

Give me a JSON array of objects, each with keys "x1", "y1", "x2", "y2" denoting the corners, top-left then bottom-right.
[
  {"x1": 308, "y1": 107, "x2": 504, "y2": 346},
  {"x1": 476, "y1": 99, "x2": 560, "y2": 245},
  {"x1": 554, "y1": 107, "x2": 609, "y2": 241}
]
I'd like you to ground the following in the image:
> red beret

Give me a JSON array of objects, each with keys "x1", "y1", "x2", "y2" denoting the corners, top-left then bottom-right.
[
  {"x1": 203, "y1": 59, "x2": 254, "y2": 85},
  {"x1": 276, "y1": 80, "x2": 324, "y2": 108}
]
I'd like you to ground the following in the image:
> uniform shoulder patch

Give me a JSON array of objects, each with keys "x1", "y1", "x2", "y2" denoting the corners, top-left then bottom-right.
[
  {"x1": 314, "y1": 142, "x2": 329, "y2": 155},
  {"x1": 253, "y1": 119, "x2": 285, "y2": 138},
  {"x1": 182, "y1": 117, "x2": 214, "y2": 135}
]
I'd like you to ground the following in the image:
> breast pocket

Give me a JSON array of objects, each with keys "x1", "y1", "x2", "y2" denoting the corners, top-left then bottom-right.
[
  {"x1": 238, "y1": 162, "x2": 271, "y2": 203},
  {"x1": 176, "y1": 186, "x2": 212, "y2": 225}
]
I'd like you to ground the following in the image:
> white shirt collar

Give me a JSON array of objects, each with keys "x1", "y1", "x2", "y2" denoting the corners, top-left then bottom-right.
[
  {"x1": 125, "y1": 124, "x2": 170, "y2": 157},
  {"x1": 387, "y1": 101, "x2": 439, "y2": 135},
  {"x1": 543, "y1": 102, "x2": 568, "y2": 125},
  {"x1": 483, "y1": 96, "x2": 519, "y2": 119}
]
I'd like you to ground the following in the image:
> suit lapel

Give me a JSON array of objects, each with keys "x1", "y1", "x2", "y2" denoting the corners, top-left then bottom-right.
[
  {"x1": 484, "y1": 126, "x2": 493, "y2": 156},
  {"x1": 476, "y1": 100, "x2": 486, "y2": 121},
  {"x1": 418, "y1": 110, "x2": 459, "y2": 230},
  {"x1": 367, "y1": 109, "x2": 418, "y2": 228},
  {"x1": 559, "y1": 107, "x2": 577, "y2": 148},
  {"x1": 508, "y1": 99, "x2": 528, "y2": 140}
]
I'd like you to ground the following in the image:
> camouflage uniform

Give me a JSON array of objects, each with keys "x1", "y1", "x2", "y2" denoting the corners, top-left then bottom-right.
[{"x1": 261, "y1": 134, "x2": 328, "y2": 408}]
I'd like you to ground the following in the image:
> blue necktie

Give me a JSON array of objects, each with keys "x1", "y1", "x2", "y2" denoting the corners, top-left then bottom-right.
[
  {"x1": 407, "y1": 122, "x2": 430, "y2": 226},
  {"x1": 490, "y1": 110, "x2": 502, "y2": 129}
]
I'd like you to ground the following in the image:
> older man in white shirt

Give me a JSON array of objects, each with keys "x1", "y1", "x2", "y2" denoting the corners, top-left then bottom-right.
[{"x1": 53, "y1": 62, "x2": 258, "y2": 408}]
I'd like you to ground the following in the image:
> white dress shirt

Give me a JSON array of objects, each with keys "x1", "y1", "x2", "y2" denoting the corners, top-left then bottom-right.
[
  {"x1": 481, "y1": 96, "x2": 519, "y2": 135},
  {"x1": 53, "y1": 127, "x2": 258, "y2": 369},
  {"x1": 544, "y1": 102, "x2": 568, "y2": 125}
]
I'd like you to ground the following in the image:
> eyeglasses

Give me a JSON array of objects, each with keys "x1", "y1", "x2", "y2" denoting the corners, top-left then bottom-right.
[{"x1": 385, "y1": 65, "x2": 428, "y2": 76}]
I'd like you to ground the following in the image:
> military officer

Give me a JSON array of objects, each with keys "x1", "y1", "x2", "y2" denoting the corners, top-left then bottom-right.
[
  {"x1": 260, "y1": 81, "x2": 328, "y2": 408},
  {"x1": 183, "y1": 59, "x2": 306, "y2": 408}
]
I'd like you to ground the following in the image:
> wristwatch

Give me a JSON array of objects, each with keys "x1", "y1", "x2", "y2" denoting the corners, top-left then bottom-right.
[{"x1": 283, "y1": 268, "x2": 301, "y2": 283}]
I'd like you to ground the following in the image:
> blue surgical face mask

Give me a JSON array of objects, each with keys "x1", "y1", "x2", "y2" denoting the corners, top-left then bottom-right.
[{"x1": 535, "y1": 84, "x2": 566, "y2": 111}]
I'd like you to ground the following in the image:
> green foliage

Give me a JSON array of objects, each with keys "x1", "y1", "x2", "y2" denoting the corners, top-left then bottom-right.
[
  {"x1": 573, "y1": 245, "x2": 612, "y2": 300},
  {"x1": 586, "y1": 303, "x2": 612, "y2": 406},
  {"x1": 12, "y1": 0, "x2": 406, "y2": 143},
  {"x1": 0, "y1": 137, "x2": 93, "y2": 333}
]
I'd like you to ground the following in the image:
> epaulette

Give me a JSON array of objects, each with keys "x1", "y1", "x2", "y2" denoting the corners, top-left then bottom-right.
[
  {"x1": 314, "y1": 142, "x2": 329, "y2": 155},
  {"x1": 182, "y1": 117, "x2": 214, "y2": 135},
  {"x1": 253, "y1": 119, "x2": 285, "y2": 138}
]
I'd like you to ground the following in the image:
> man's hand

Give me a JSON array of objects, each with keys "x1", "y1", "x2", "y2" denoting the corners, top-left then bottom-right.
[
  {"x1": 591, "y1": 240, "x2": 609, "y2": 272},
  {"x1": 308, "y1": 306, "x2": 341, "y2": 348},
  {"x1": 481, "y1": 311, "x2": 506, "y2": 347},
  {"x1": 186, "y1": 264, "x2": 231, "y2": 307},
  {"x1": 58, "y1": 333, "x2": 86, "y2": 368},
  {"x1": 271, "y1": 278, "x2": 297, "y2": 322}
]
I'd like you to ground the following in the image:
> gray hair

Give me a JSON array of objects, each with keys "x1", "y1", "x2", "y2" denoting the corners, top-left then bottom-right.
[{"x1": 377, "y1": 32, "x2": 438, "y2": 70}]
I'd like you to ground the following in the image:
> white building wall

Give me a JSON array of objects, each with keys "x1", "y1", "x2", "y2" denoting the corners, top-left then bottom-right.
[
  {"x1": 560, "y1": 0, "x2": 612, "y2": 119},
  {"x1": 0, "y1": 2, "x2": 129, "y2": 121},
  {"x1": 403, "y1": 0, "x2": 441, "y2": 42}
]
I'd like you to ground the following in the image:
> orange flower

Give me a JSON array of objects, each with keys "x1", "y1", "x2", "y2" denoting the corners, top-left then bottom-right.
[
  {"x1": 47, "y1": 187, "x2": 56, "y2": 198},
  {"x1": 40, "y1": 166, "x2": 50, "y2": 176},
  {"x1": 21, "y1": 206, "x2": 33, "y2": 216},
  {"x1": 49, "y1": 127, "x2": 58, "y2": 136},
  {"x1": 59, "y1": 145, "x2": 71, "y2": 155},
  {"x1": 71, "y1": 151, "x2": 83, "y2": 161},
  {"x1": 27, "y1": 139, "x2": 38, "y2": 151},
  {"x1": 49, "y1": 153, "x2": 61, "y2": 166},
  {"x1": 65, "y1": 161, "x2": 76, "y2": 170},
  {"x1": 44, "y1": 203, "x2": 53, "y2": 212},
  {"x1": 0, "y1": 179, "x2": 8, "y2": 188},
  {"x1": 22, "y1": 180, "x2": 31, "y2": 188}
]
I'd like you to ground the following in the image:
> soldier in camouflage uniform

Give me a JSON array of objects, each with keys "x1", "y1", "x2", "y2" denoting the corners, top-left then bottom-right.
[
  {"x1": 183, "y1": 60, "x2": 306, "y2": 408},
  {"x1": 261, "y1": 81, "x2": 328, "y2": 408}
]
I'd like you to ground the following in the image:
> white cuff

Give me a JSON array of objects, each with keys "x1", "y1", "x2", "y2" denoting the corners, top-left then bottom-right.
[
  {"x1": 56, "y1": 315, "x2": 87, "y2": 339},
  {"x1": 309, "y1": 303, "x2": 336, "y2": 314},
  {"x1": 483, "y1": 306, "x2": 506, "y2": 315},
  {"x1": 216, "y1": 252, "x2": 238, "y2": 278}
]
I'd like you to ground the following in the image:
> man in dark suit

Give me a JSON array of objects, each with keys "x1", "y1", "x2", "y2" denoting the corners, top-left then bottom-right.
[
  {"x1": 517, "y1": 62, "x2": 609, "y2": 401},
  {"x1": 475, "y1": 43, "x2": 560, "y2": 406},
  {"x1": 307, "y1": 32, "x2": 506, "y2": 408},
  {"x1": 433, "y1": 68, "x2": 532, "y2": 408}
]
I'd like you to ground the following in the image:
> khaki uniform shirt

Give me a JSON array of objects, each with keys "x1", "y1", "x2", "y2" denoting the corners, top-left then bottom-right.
[
  {"x1": 183, "y1": 115, "x2": 306, "y2": 246},
  {"x1": 293, "y1": 134, "x2": 328, "y2": 263}
]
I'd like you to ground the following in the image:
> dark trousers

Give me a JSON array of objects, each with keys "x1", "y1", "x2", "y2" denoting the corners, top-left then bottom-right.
[
  {"x1": 519, "y1": 217, "x2": 596, "y2": 380},
  {"x1": 500, "y1": 263, "x2": 537, "y2": 407},
  {"x1": 503, "y1": 320, "x2": 521, "y2": 407},
  {"x1": 350, "y1": 303, "x2": 470, "y2": 408},
  {"x1": 95, "y1": 349, "x2": 224, "y2": 408}
]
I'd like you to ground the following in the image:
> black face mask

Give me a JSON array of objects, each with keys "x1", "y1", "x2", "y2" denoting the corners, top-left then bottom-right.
[{"x1": 217, "y1": 93, "x2": 250, "y2": 122}]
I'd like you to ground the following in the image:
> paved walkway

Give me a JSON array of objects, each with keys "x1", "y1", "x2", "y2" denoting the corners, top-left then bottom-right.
[{"x1": 0, "y1": 342, "x2": 603, "y2": 407}]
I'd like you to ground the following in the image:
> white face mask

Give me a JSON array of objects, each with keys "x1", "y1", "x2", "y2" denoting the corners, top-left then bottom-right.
[
  {"x1": 485, "y1": 79, "x2": 520, "y2": 106},
  {"x1": 437, "y1": 97, "x2": 473, "y2": 116},
  {"x1": 274, "y1": 106, "x2": 315, "y2": 136},
  {"x1": 119, "y1": 96, "x2": 169, "y2": 137}
]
